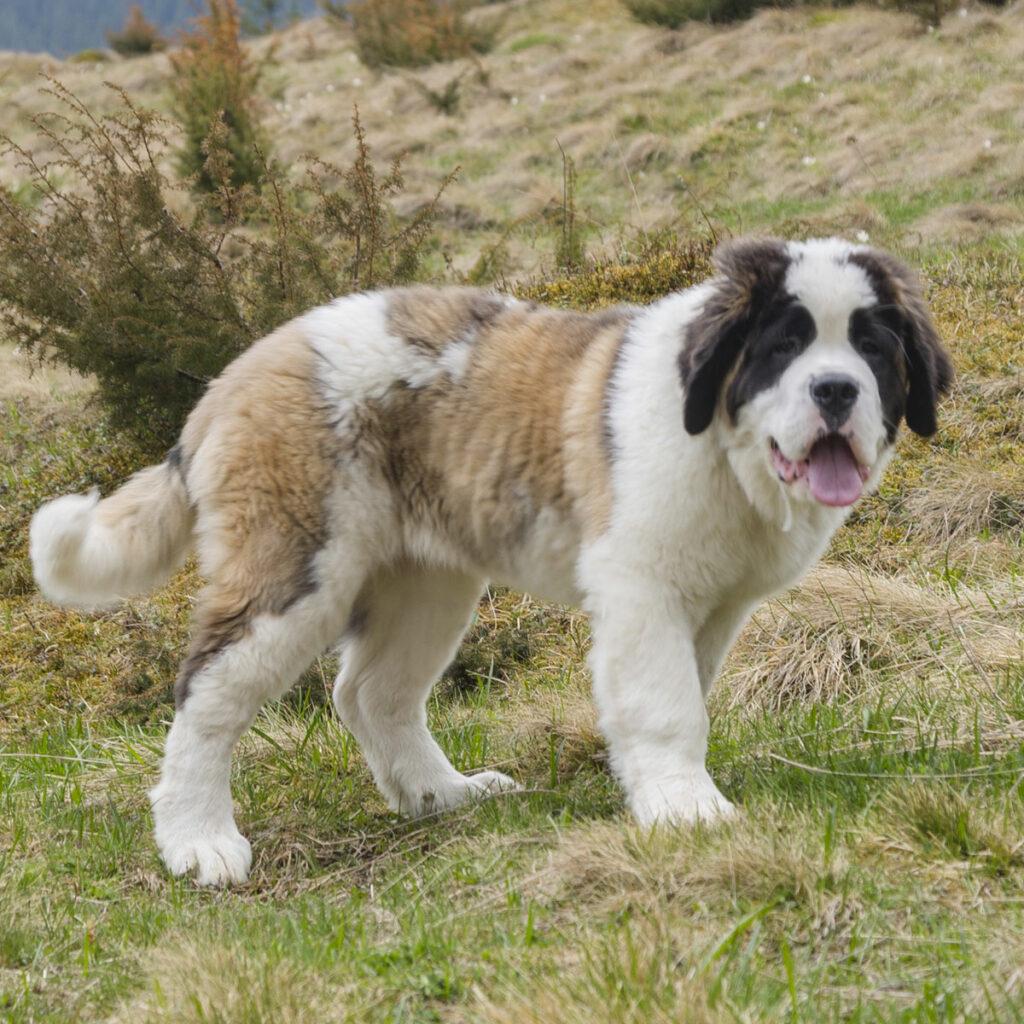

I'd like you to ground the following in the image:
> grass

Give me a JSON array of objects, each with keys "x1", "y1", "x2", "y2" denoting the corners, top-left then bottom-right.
[{"x1": 1, "y1": 0, "x2": 1024, "y2": 1018}]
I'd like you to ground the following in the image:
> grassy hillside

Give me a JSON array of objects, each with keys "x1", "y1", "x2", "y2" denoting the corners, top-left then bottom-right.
[
  {"x1": 1, "y1": 2, "x2": 1023, "y2": 1021},
  {"x1": 2, "y1": 0, "x2": 1023, "y2": 274}
]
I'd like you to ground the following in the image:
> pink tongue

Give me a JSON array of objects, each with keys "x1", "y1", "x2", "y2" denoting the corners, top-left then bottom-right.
[{"x1": 806, "y1": 435, "x2": 863, "y2": 507}]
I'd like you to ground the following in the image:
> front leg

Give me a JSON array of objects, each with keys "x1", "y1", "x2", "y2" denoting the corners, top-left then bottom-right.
[
  {"x1": 696, "y1": 599, "x2": 754, "y2": 696},
  {"x1": 586, "y1": 577, "x2": 734, "y2": 826}
]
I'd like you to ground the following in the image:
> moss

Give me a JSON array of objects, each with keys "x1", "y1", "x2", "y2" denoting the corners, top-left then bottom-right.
[
  {"x1": 68, "y1": 49, "x2": 112, "y2": 64},
  {"x1": 515, "y1": 236, "x2": 714, "y2": 309}
]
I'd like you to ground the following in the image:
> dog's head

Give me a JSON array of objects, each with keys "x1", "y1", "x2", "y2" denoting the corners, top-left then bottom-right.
[{"x1": 679, "y1": 237, "x2": 952, "y2": 512}]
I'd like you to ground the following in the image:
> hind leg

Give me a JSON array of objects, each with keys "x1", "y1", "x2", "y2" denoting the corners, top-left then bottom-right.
[
  {"x1": 333, "y1": 566, "x2": 519, "y2": 816},
  {"x1": 151, "y1": 582, "x2": 357, "y2": 886}
]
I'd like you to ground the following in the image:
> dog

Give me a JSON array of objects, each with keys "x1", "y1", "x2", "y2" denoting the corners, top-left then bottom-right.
[{"x1": 30, "y1": 237, "x2": 952, "y2": 885}]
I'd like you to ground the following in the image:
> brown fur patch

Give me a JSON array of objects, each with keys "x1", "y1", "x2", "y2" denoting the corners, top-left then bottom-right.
[
  {"x1": 564, "y1": 319, "x2": 631, "y2": 539},
  {"x1": 386, "y1": 286, "x2": 506, "y2": 353},
  {"x1": 174, "y1": 325, "x2": 337, "y2": 705},
  {"x1": 381, "y1": 298, "x2": 633, "y2": 560}
]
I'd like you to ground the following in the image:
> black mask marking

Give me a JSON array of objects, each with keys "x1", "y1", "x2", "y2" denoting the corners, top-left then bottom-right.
[
  {"x1": 849, "y1": 307, "x2": 906, "y2": 442},
  {"x1": 725, "y1": 302, "x2": 816, "y2": 421}
]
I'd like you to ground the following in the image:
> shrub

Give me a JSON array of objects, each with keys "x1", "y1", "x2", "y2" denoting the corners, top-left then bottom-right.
[
  {"x1": 0, "y1": 82, "x2": 453, "y2": 447},
  {"x1": 621, "y1": 0, "x2": 765, "y2": 27},
  {"x1": 242, "y1": 0, "x2": 294, "y2": 35},
  {"x1": 336, "y1": 0, "x2": 494, "y2": 69},
  {"x1": 169, "y1": 0, "x2": 268, "y2": 191},
  {"x1": 69, "y1": 49, "x2": 112, "y2": 64},
  {"x1": 106, "y1": 5, "x2": 167, "y2": 56}
]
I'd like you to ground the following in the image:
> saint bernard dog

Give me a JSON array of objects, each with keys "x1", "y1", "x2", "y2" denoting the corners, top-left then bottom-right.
[{"x1": 30, "y1": 237, "x2": 952, "y2": 885}]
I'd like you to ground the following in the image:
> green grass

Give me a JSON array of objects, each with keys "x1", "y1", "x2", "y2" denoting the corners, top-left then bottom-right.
[
  {"x1": 506, "y1": 32, "x2": 565, "y2": 53},
  {"x1": 3, "y1": 665, "x2": 1024, "y2": 1021}
]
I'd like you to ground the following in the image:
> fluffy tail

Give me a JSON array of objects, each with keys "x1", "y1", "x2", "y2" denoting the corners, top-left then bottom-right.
[{"x1": 30, "y1": 457, "x2": 194, "y2": 610}]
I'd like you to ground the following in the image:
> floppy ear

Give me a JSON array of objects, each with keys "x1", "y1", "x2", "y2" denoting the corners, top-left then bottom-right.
[
  {"x1": 679, "y1": 237, "x2": 790, "y2": 435},
  {"x1": 849, "y1": 249, "x2": 953, "y2": 437}
]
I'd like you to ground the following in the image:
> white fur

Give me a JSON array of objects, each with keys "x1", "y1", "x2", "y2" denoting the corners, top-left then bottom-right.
[
  {"x1": 303, "y1": 290, "x2": 474, "y2": 400},
  {"x1": 573, "y1": 243, "x2": 895, "y2": 827},
  {"x1": 332, "y1": 566, "x2": 518, "y2": 818},
  {"x1": 30, "y1": 463, "x2": 192, "y2": 610},
  {"x1": 491, "y1": 506, "x2": 582, "y2": 605},
  {"x1": 151, "y1": 589, "x2": 349, "y2": 886},
  {"x1": 436, "y1": 337, "x2": 474, "y2": 381}
]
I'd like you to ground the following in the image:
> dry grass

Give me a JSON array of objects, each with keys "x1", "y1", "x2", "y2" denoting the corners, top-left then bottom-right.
[
  {"x1": 906, "y1": 460, "x2": 1024, "y2": 544},
  {"x1": 107, "y1": 937, "x2": 347, "y2": 1024},
  {"x1": 540, "y1": 815, "x2": 850, "y2": 917},
  {"x1": 720, "y1": 565, "x2": 1024, "y2": 713},
  {"x1": 0, "y1": 343, "x2": 93, "y2": 402},
  {"x1": 464, "y1": 934, "x2": 731, "y2": 1024}
]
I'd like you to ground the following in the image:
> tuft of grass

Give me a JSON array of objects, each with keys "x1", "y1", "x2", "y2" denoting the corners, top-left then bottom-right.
[
  {"x1": 407, "y1": 69, "x2": 467, "y2": 115},
  {"x1": 506, "y1": 32, "x2": 565, "y2": 53},
  {"x1": 905, "y1": 459, "x2": 1024, "y2": 545},
  {"x1": 889, "y1": 784, "x2": 1024, "y2": 872},
  {"x1": 542, "y1": 814, "x2": 852, "y2": 916},
  {"x1": 68, "y1": 49, "x2": 113, "y2": 64},
  {"x1": 108, "y1": 937, "x2": 343, "y2": 1023},
  {"x1": 722, "y1": 565, "x2": 1023, "y2": 713}
]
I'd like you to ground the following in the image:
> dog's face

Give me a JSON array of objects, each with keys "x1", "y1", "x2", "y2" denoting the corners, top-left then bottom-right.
[{"x1": 680, "y1": 238, "x2": 952, "y2": 512}]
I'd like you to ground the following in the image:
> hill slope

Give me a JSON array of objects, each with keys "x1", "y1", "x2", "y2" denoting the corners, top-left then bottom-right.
[{"x1": 2, "y1": 0, "x2": 1022, "y2": 273}]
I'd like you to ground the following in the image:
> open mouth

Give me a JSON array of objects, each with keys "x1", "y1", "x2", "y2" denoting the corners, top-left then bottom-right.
[{"x1": 769, "y1": 434, "x2": 870, "y2": 508}]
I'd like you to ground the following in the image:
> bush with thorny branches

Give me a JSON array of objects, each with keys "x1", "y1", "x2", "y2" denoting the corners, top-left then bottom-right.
[{"x1": 0, "y1": 81, "x2": 455, "y2": 448}]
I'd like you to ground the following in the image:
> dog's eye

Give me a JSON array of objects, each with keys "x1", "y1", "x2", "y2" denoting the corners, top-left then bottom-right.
[
  {"x1": 858, "y1": 337, "x2": 881, "y2": 357},
  {"x1": 770, "y1": 337, "x2": 799, "y2": 358}
]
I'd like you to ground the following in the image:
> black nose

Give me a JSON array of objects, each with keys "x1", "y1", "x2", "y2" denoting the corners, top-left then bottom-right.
[{"x1": 810, "y1": 374, "x2": 859, "y2": 425}]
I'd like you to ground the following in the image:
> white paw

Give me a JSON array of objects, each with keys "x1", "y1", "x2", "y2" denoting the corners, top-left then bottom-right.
[
  {"x1": 463, "y1": 770, "x2": 521, "y2": 802},
  {"x1": 155, "y1": 822, "x2": 252, "y2": 886},
  {"x1": 630, "y1": 772, "x2": 735, "y2": 828},
  {"x1": 402, "y1": 770, "x2": 521, "y2": 816}
]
